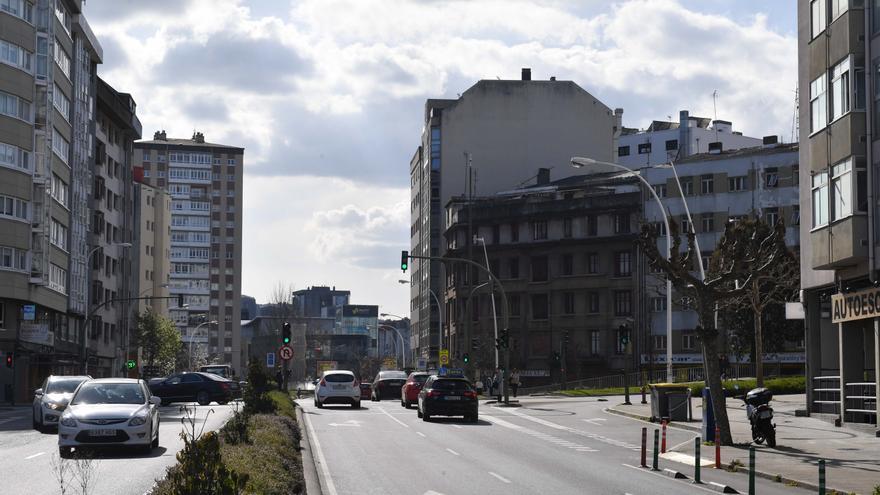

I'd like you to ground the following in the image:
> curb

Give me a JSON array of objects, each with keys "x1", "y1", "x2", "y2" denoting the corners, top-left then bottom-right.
[
  {"x1": 295, "y1": 404, "x2": 324, "y2": 495},
  {"x1": 705, "y1": 481, "x2": 738, "y2": 493},
  {"x1": 662, "y1": 468, "x2": 688, "y2": 479}
]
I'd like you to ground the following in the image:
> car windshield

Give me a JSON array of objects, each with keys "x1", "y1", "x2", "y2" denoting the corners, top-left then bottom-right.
[
  {"x1": 201, "y1": 367, "x2": 229, "y2": 376},
  {"x1": 46, "y1": 378, "x2": 87, "y2": 394},
  {"x1": 431, "y1": 380, "x2": 472, "y2": 391},
  {"x1": 412, "y1": 374, "x2": 429, "y2": 384},
  {"x1": 379, "y1": 371, "x2": 407, "y2": 380},
  {"x1": 71, "y1": 383, "x2": 146, "y2": 405},
  {"x1": 325, "y1": 373, "x2": 354, "y2": 382}
]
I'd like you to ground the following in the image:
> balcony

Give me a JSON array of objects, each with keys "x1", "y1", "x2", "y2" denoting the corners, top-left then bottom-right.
[{"x1": 811, "y1": 215, "x2": 869, "y2": 270}]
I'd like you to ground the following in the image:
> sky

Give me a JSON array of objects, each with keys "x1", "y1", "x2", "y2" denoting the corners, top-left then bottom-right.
[{"x1": 85, "y1": 0, "x2": 798, "y2": 317}]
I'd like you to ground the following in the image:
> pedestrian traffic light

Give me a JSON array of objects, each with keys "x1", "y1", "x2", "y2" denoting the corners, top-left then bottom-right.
[
  {"x1": 282, "y1": 322, "x2": 291, "y2": 344},
  {"x1": 125, "y1": 359, "x2": 136, "y2": 370},
  {"x1": 5, "y1": 352, "x2": 12, "y2": 368},
  {"x1": 471, "y1": 337, "x2": 479, "y2": 349},
  {"x1": 401, "y1": 250, "x2": 409, "y2": 272},
  {"x1": 462, "y1": 353, "x2": 470, "y2": 364}
]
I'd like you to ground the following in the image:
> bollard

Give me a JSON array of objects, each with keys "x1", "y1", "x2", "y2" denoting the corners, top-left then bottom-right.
[
  {"x1": 661, "y1": 420, "x2": 667, "y2": 453},
  {"x1": 715, "y1": 425, "x2": 721, "y2": 469},
  {"x1": 641, "y1": 385, "x2": 647, "y2": 404},
  {"x1": 640, "y1": 427, "x2": 647, "y2": 468},
  {"x1": 748, "y1": 446, "x2": 755, "y2": 495},
  {"x1": 818, "y1": 459, "x2": 825, "y2": 495},
  {"x1": 694, "y1": 437, "x2": 701, "y2": 484},
  {"x1": 652, "y1": 429, "x2": 660, "y2": 471}
]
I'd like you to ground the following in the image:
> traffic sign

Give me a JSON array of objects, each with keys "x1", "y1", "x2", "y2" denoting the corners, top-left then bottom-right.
[
  {"x1": 439, "y1": 349, "x2": 449, "y2": 366},
  {"x1": 267, "y1": 352, "x2": 276, "y2": 368},
  {"x1": 125, "y1": 360, "x2": 136, "y2": 370},
  {"x1": 279, "y1": 345, "x2": 294, "y2": 361},
  {"x1": 417, "y1": 357, "x2": 427, "y2": 370}
]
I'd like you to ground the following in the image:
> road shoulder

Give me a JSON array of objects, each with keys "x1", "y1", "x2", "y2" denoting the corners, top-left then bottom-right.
[{"x1": 295, "y1": 402, "x2": 323, "y2": 495}]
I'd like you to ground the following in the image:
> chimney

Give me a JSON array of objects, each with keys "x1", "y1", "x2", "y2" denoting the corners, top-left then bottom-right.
[
  {"x1": 521, "y1": 68, "x2": 531, "y2": 81},
  {"x1": 549, "y1": 76, "x2": 556, "y2": 81},
  {"x1": 537, "y1": 167, "x2": 550, "y2": 186},
  {"x1": 712, "y1": 120, "x2": 732, "y2": 133},
  {"x1": 762, "y1": 135, "x2": 779, "y2": 148},
  {"x1": 708, "y1": 142, "x2": 723, "y2": 154},
  {"x1": 679, "y1": 110, "x2": 691, "y2": 158},
  {"x1": 153, "y1": 130, "x2": 167, "y2": 141},
  {"x1": 192, "y1": 131, "x2": 205, "y2": 143}
]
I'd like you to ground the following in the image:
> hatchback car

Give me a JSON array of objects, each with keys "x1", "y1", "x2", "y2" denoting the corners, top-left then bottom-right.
[
  {"x1": 148, "y1": 372, "x2": 238, "y2": 405},
  {"x1": 360, "y1": 382, "x2": 372, "y2": 400},
  {"x1": 314, "y1": 370, "x2": 361, "y2": 408},
  {"x1": 58, "y1": 378, "x2": 161, "y2": 457},
  {"x1": 371, "y1": 370, "x2": 408, "y2": 401},
  {"x1": 400, "y1": 372, "x2": 430, "y2": 408},
  {"x1": 33, "y1": 375, "x2": 91, "y2": 431},
  {"x1": 417, "y1": 376, "x2": 478, "y2": 423}
]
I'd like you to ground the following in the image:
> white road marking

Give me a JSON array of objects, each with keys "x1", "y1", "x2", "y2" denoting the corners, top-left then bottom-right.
[
  {"x1": 327, "y1": 420, "x2": 362, "y2": 427},
  {"x1": 416, "y1": 431, "x2": 426, "y2": 437},
  {"x1": 25, "y1": 452, "x2": 45, "y2": 460},
  {"x1": 452, "y1": 424, "x2": 463, "y2": 429},
  {"x1": 377, "y1": 406, "x2": 410, "y2": 428},
  {"x1": 582, "y1": 418, "x2": 607, "y2": 426},
  {"x1": 446, "y1": 448, "x2": 460, "y2": 456},
  {"x1": 303, "y1": 407, "x2": 339, "y2": 495},
  {"x1": 508, "y1": 408, "x2": 640, "y2": 450},
  {"x1": 488, "y1": 471, "x2": 511, "y2": 483},
  {"x1": 481, "y1": 414, "x2": 598, "y2": 452}
]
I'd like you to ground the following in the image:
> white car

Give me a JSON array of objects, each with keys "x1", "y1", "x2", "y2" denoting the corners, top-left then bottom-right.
[
  {"x1": 58, "y1": 378, "x2": 161, "y2": 457},
  {"x1": 32, "y1": 375, "x2": 91, "y2": 431},
  {"x1": 314, "y1": 370, "x2": 361, "y2": 409}
]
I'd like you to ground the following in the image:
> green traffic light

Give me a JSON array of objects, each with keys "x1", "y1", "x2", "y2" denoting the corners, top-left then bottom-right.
[
  {"x1": 125, "y1": 360, "x2": 136, "y2": 369},
  {"x1": 283, "y1": 337, "x2": 290, "y2": 344}
]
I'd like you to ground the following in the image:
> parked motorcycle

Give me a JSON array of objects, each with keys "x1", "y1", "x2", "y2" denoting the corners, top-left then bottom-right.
[{"x1": 744, "y1": 387, "x2": 776, "y2": 447}]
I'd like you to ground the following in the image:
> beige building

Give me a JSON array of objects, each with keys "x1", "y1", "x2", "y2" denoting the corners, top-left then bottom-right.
[
  {"x1": 134, "y1": 133, "x2": 244, "y2": 375},
  {"x1": 132, "y1": 182, "x2": 170, "y2": 318}
]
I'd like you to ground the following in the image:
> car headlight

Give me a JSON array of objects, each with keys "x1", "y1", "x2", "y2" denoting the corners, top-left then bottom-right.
[
  {"x1": 45, "y1": 402, "x2": 65, "y2": 410},
  {"x1": 60, "y1": 416, "x2": 77, "y2": 427},
  {"x1": 128, "y1": 415, "x2": 147, "y2": 426}
]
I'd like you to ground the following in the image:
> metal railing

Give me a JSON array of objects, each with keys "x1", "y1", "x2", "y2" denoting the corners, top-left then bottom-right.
[
  {"x1": 844, "y1": 382, "x2": 877, "y2": 420},
  {"x1": 811, "y1": 376, "x2": 841, "y2": 415}
]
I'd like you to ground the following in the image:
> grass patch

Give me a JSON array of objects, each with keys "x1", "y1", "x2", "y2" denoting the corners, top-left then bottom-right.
[
  {"x1": 559, "y1": 376, "x2": 805, "y2": 397},
  {"x1": 269, "y1": 390, "x2": 296, "y2": 420},
  {"x1": 559, "y1": 387, "x2": 628, "y2": 397},
  {"x1": 221, "y1": 413, "x2": 303, "y2": 494}
]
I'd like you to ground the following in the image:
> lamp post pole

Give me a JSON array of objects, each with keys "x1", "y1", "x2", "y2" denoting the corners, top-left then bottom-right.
[
  {"x1": 189, "y1": 320, "x2": 217, "y2": 370},
  {"x1": 570, "y1": 157, "x2": 674, "y2": 383},
  {"x1": 474, "y1": 237, "x2": 500, "y2": 369},
  {"x1": 377, "y1": 324, "x2": 406, "y2": 368}
]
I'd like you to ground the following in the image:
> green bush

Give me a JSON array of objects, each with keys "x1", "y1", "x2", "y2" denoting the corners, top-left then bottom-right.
[
  {"x1": 220, "y1": 414, "x2": 304, "y2": 495},
  {"x1": 243, "y1": 359, "x2": 276, "y2": 416},
  {"x1": 687, "y1": 376, "x2": 805, "y2": 397},
  {"x1": 162, "y1": 431, "x2": 248, "y2": 495}
]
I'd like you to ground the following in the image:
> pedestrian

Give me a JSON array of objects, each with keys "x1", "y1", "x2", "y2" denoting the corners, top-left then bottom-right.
[
  {"x1": 510, "y1": 369, "x2": 521, "y2": 398},
  {"x1": 275, "y1": 370, "x2": 283, "y2": 390},
  {"x1": 487, "y1": 372, "x2": 495, "y2": 397},
  {"x1": 493, "y1": 370, "x2": 502, "y2": 401}
]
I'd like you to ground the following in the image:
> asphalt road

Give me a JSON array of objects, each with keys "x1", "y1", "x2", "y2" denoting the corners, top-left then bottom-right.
[
  {"x1": 299, "y1": 395, "x2": 817, "y2": 495},
  {"x1": 0, "y1": 401, "x2": 236, "y2": 495}
]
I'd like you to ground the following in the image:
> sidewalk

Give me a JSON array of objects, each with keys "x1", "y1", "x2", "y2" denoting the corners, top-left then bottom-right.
[{"x1": 609, "y1": 394, "x2": 880, "y2": 495}]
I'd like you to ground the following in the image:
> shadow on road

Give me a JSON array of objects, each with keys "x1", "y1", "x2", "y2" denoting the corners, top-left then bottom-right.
[
  {"x1": 70, "y1": 445, "x2": 170, "y2": 459},
  {"x1": 424, "y1": 417, "x2": 492, "y2": 427}
]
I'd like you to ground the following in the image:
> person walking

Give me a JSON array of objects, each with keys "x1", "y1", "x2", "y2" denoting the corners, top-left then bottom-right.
[{"x1": 510, "y1": 369, "x2": 521, "y2": 398}]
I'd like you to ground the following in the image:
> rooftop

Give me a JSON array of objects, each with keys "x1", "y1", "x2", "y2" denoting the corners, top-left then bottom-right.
[{"x1": 675, "y1": 142, "x2": 798, "y2": 164}]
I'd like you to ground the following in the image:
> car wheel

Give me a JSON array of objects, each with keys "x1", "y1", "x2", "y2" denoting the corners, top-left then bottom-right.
[
  {"x1": 196, "y1": 391, "x2": 211, "y2": 406},
  {"x1": 352, "y1": 401, "x2": 360, "y2": 409},
  {"x1": 59, "y1": 446, "x2": 72, "y2": 459},
  {"x1": 316, "y1": 400, "x2": 324, "y2": 409},
  {"x1": 417, "y1": 407, "x2": 423, "y2": 418},
  {"x1": 422, "y1": 410, "x2": 431, "y2": 422},
  {"x1": 152, "y1": 420, "x2": 160, "y2": 448}
]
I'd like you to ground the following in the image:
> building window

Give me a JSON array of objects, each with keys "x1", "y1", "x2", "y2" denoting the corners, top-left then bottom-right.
[
  {"x1": 587, "y1": 292, "x2": 599, "y2": 313},
  {"x1": 701, "y1": 213, "x2": 714, "y2": 233},
  {"x1": 561, "y1": 253, "x2": 574, "y2": 276},
  {"x1": 614, "y1": 213, "x2": 630, "y2": 234},
  {"x1": 830, "y1": 0, "x2": 848, "y2": 22},
  {"x1": 563, "y1": 292, "x2": 575, "y2": 315},
  {"x1": 700, "y1": 175, "x2": 714, "y2": 194},
  {"x1": 614, "y1": 290, "x2": 632, "y2": 316},
  {"x1": 531, "y1": 256, "x2": 548, "y2": 282},
  {"x1": 618, "y1": 145, "x2": 630, "y2": 157},
  {"x1": 832, "y1": 159, "x2": 853, "y2": 220},
  {"x1": 0, "y1": 245, "x2": 28, "y2": 272},
  {"x1": 652, "y1": 297, "x2": 667, "y2": 312},
  {"x1": 563, "y1": 217, "x2": 573, "y2": 238},
  {"x1": 653, "y1": 335, "x2": 667, "y2": 350},
  {"x1": 682, "y1": 334, "x2": 696, "y2": 351},
  {"x1": 586, "y1": 214, "x2": 597, "y2": 236},
  {"x1": 509, "y1": 294, "x2": 521, "y2": 316},
  {"x1": 812, "y1": 171, "x2": 829, "y2": 227},
  {"x1": 680, "y1": 179, "x2": 693, "y2": 196},
  {"x1": 831, "y1": 58, "x2": 851, "y2": 122},
  {"x1": 728, "y1": 176, "x2": 745, "y2": 191},
  {"x1": 680, "y1": 216, "x2": 691, "y2": 234},
  {"x1": 765, "y1": 207, "x2": 780, "y2": 226},
  {"x1": 653, "y1": 184, "x2": 667, "y2": 198},
  {"x1": 52, "y1": 127, "x2": 69, "y2": 164},
  {"x1": 532, "y1": 220, "x2": 547, "y2": 240},
  {"x1": 586, "y1": 252, "x2": 599, "y2": 274},
  {"x1": 510, "y1": 223, "x2": 519, "y2": 242},
  {"x1": 638, "y1": 142, "x2": 651, "y2": 154},
  {"x1": 50, "y1": 218, "x2": 68, "y2": 251},
  {"x1": 792, "y1": 205, "x2": 801, "y2": 226},
  {"x1": 654, "y1": 222, "x2": 667, "y2": 236},
  {"x1": 53, "y1": 38, "x2": 70, "y2": 79},
  {"x1": 590, "y1": 330, "x2": 601, "y2": 355},
  {"x1": 430, "y1": 127, "x2": 440, "y2": 170},
  {"x1": 49, "y1": 263, "x2": 67, "y2": 293},
  {"x1": 0, "y1": 0, "x2": 34, "y2": 22},
  {"x1": 0, "y1": 90, "x2": 31, "y2": 121},
  {"x1": 0, "y1": 39, "x2": 33, "y2": 73},
  {"x1": 665, "y1": 139, "x2": 678, "y2": 151},
  {"x1": 810, "y1": 73, "x2": 827, "y2": 132},
  {"x1": 508, "y1": 258, "x2": 519, "y2": 279},
  {"x1": 811, "y1": 0, "x2": 827, "y2": 38},
  {"x1": 531, "y1": 294, "x2": 549, "y2": 320},
  {"x1": 0, "y1": 142, "x2": 30, "y2": 172},
  {"x1": 52, "y1": 84, "x2": 69, "y2": 121},
  {"x1": 614, "y1": 251, "x2": 631, "y2": 277},
  {"x1": 0, "y1": 194, "x2": 28, "y2": 221}
]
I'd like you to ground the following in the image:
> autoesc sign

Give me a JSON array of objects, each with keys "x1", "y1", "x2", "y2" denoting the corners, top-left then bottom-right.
[{"x1": 831, "y1": 287, "x2": 880, "y2": 323}]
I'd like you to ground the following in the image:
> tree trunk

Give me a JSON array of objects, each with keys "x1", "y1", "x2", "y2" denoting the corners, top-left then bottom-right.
[
  {"x1": 699, "y1": 305, "x2": 733, "y2": 445},
  {"x1": 754, "y1": 304, "x2": 764, "y2": 388}
]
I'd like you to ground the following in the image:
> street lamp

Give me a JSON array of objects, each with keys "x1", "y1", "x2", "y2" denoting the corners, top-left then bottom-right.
[
  {"x1": 189, "y1": 320, "x2": 217, "y2": 370},
  {"x1": 377, "y1": 323, "x2": 407, "y2": 368},
  {"x1": 473, "y1": 236, "x2": 500, "y2": 368},
  {"x1": 571, "y1": 157, "x2": 674, "y2": 383}
]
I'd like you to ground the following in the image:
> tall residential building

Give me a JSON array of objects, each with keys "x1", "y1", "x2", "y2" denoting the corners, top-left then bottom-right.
[
  {"x1": 797, "y1": 0, "x2": 879, "y2": 428},
  {"x1": 409, "y1": 68, "x2": 622, "y2": 367},
  {"x1": 0, "y1": 0, "x2": 103, "y2": 402},
  {"x1": 131, "y1": 181, "x2": 170, "y2": 320},
  {"x1": 92, "y1": 76, "x2": 141, "y2": 377},
  {"x1": 618, "y1": 110, "x2": 762, "y2": 168},
  {"x1": 133, "y1": 132, "x2": 245, "y2": 375},
  {"x1": 291, "y1": 286, "x2": 350, "y2": 318}
]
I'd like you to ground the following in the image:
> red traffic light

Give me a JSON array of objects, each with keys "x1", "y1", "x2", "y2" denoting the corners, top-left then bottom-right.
[{"x1": 5, "y1": 353, "x2": 12, "y2": 368}]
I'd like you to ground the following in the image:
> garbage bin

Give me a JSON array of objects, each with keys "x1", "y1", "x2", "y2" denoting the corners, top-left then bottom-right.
[
  {"x1": 667, "y1": 391, "x2": 690, "y2": 421},
  {"x1": 649, "y1": 383, "x2": 691, "y2": 422},
  {"x1": 702, "y1": 387, "x2": 716, "y2": 439}
]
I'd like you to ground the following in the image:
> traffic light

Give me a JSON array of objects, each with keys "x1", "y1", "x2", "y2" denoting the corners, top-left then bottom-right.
[
  {"x1": 553, "y1": 351, "x2": 561, "y2": 362},
  {"x1": 282, "y1": 322, "x2": 291, "y2": 345},
  {"x1": 5, "y1": 352, "x2": 12, "y2": 368},
  {"x1": 495, "y1": 337, "x2": 502, "y2": 350},
  {"x1": 500, "y1": 329, "x2": 510, "y2": 348},
  {"x1": 563, "y1": 331, "x2": 570, "y2": 345},
  {"x1": 125, "y1": 359, "x2": 137, "y2": 370},
  {"x1": 401, "y1": 250, "x2": 409, "y2": 272},
  {"x1": 471, "y1": 337, "x2": 479, "y2": 350},
  {"x1": 462, "y1": 353, "x2": 470, "y2": 364}
]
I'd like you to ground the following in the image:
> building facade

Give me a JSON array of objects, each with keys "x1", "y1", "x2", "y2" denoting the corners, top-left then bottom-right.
[
  {"x1": 410, "y1": 68, "x2": 623, "y2": 367},
  {"x1": 444, "y1": 172, "x2": 642, "y2": 384},
  {"x1": 798, "y1": 0, "x2": 879, "y2": 429},
  {"x1": 133, "y1": 132, "x2": 245, "y2": 376},
  {"x1": 292, "y1": 286, "x2": 350, "y2": 318}
]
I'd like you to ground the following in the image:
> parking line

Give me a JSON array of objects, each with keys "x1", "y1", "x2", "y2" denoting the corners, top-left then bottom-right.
[
  {"x1": 303, "y1": 408, "x2": 339, "y2": 495},
  {"x1": 377, "y1": 406, "x2": 409, "y2": 428},
  {"x1": 446, "y1": 448, "x2": 460, "y2": 456},
  {"x1": 416, "y1": 431, "x2": 426, "y2": 437},
  {"x1": 25, "y1": 452, "x2": 45, "y2": 460},
  {"x1": 488, "y1": 472, "x2": 511, "y2": 483},
  {"x1": 452, "y1": 424, "x2": 463, "y2": 429}
]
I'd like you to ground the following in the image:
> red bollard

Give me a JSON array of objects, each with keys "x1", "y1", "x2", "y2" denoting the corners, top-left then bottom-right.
[
  {"x1": 661, "y1": 420, "x2": 667, "y2": 454},
  {"x1": 715, "y1": 425, "x2": 721, "y2": 469},
  {"x1": 640, "y1": 427, "x2": 647, "y2": 467}
]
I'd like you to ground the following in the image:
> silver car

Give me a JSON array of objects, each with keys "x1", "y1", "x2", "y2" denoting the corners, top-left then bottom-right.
[
  {"x1": 314, "y1": 370, "x2": 361, "y2": 408},
  {"x1": 32, "y1": 375, "x2": 91, "y2": 431},
  {"x1": 58, "y1": 378, "x2": 161, "y2": 457}
]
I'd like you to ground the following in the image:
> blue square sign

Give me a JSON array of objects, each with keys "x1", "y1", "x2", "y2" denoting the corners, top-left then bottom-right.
[{"x1": 23, "y1": 305, "x2": 35, "y2": 321}]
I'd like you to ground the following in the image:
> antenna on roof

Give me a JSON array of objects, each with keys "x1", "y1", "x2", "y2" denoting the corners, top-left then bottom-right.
[{"x1": 712, "y1": 90, "x2": 719, "y2": 143}]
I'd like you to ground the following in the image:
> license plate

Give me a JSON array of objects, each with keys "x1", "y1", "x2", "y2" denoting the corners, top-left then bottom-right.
[
  {"x1": 445, "y1": 396, "x2": 461, "y2": 401},
  {"x1": 332, "y1": 385, "x2": 345, "y2": 389},
  {"x1": 88, "y1": 429, "x2": 116, "y2": 437}
]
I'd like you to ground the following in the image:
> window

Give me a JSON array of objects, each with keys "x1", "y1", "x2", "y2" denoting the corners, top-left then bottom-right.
[
  {"x1": 532, "y1": 220, "x2": 547, "y2": 240},
  {"x1": 810, "y1": 73, "x2": 827, "y2": 132},
  {"x1": 618, "y1": 145, "x2": 630, "y2": 157},
  {"x1": 0, "y1": 0, "x2": 34, "y2": 22},
  {"x1": 811, "y1": 0, "x2": 827, "y2": 38},
  {"x1": 49, "y1": 263, "x2": 67, "y2": 293},
  {"x1": 614, "y1": 213, "x2": 630, "y2": 234},
  {"x1": 52, "y1": 127, "x2": 69, "y2": 164},
  {"x1": 0, "y1": 39, "x2": 32, "y2": 72},
  {"x1": 492, "y1": 224, "x2": 500, "y2": 244},
  {"x1": 831, "y1": 58, "x2": 850, "y2": 122},
  {"x1": 508, "y1": 258, "x2": 520, "y2": 279},
  {"x1": 53, "y1": 38, "x2": 70, "y2": 79},
  {"x1": 50, "y1": 219, "x2": 68, "y2": 250},
  {"x1": 812, "y1": 171, "x2": 829, "y2": 227},
  {"x1": 0, "y1": 194, "x2": 28, "y2": 221},
  {"x1": 832, "y1": 159, "x2": 853, "y2": 220},
  {"x1": 531, "y1": 256, "x2": 548, "y2": 282},
  {"x1": 587, "y1": 292, "x2": 599, "y2": 313},
  {"x1": 0, "y1": 142, "x2": 30, "y2": 172},
  {"x1": 510, "y1": 223, "x2": 519, "y2": 242},
  {"x1": 682, "y1": 334, "x2": 696, "y2": 351},
  {"x1": 614, "y1": 291, "x2": 632, "y2": 316},
  {"x1": 653, "y1": 335, "x2": 667, "y2": 350},
  {"x1": 586, "y1": 252, "x2": 599, "y2": 274},
  {"x1": 654, "y1": 222, "x2": 667, "y2": 236},
  {"x1": 653, "y1": 184, "x2": 667, "y2": 198},
  {"x1": 54, "y1": 1, "x2": 71, "y2": 36},
  {"x1": 509, "y1": 294, "x2": 521, "y2": 316},
  {"x1": 680, "y1": 216, "x2": 691, "y2": 234},
  {"x1": 728, "y1": 176, "x2": 745, "y2": 191},
  {"x1": 651, "y1": 297, "x2": 667, "y2": 312},
  {"x1": 586, "y1": 214, "x2": 597, "y2": 236},
  {"x1": 615, "y1": 251, "x2": 631, "y2": 277},
  {"x1": 531, "y1": 294, "x2": 548, "y2": 320},
  {"x1": 0, "y1": 90, "x2": 31, "y2": 121},
  {"x1": 590, "y1": 331, "x2": 601, "y2": 355},
  {"x1": 563, "y1": 217, "x2": 572, "y2": 238},
  {"x1": 227, "y1": 158, "x2": 235, "y2": 165},
  {"x1": 665, "y1": 139, "x2": 678, "y2": 151},
  {"x1": 638, "y1": 142, "x2": 651, "y2": 154},
  {"x1": 563, "y1": 292, "x2": 575, "y2": 315},
  {"x1": 680, "y1": 179, "x2": 693, "y2": 195},
  {"x1": 52, "y1": 84, "x2": 69, "y2": 121},
  {"x1": 561, "y1": 253, "x2": 573, "y2": 276},
  {"x1": 430, "y1": 127, "x2": 440, "y2": 170},
  {"x1": 792, "y1": 205, "x2": 801, "y2": 226},
  {"x1": 0, "y1": 246, "x2": 27, "y2": 272},
  {"x1": 765, "y1": 207, "x2": 780, "y2": 226},
  {"x1": 701, "y1": 213, "x2": 714, "y2": 232},
  {"x1": 700, "y1": 175, "x2": 714, "y2": 194},
  {"x1": 830, "y1": 0, "x2": 848, "y2": 21}
]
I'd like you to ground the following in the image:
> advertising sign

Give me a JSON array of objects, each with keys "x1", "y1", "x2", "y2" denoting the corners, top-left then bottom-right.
[
  {"x1": 831, "y1": 288, "x2": 880, "y2": 323},
  {"x1": 341, "y1": 305, "x2": 379, "y2": 317},
  {"x1": 317, "y1": 360, "x2": 338, "y2": 375},
  {"x1": 23, "y1": 305, "x2": 35, "y2": 321},
  {"x1": 19, "y1": 322, "x2": 53, "y2": 346}
]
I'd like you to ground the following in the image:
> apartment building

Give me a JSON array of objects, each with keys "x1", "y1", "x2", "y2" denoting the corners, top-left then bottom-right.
[
  {"x1": 133, "y1": 132, "x2": 245, "y2": 375},
  {"x1": 0, "y1": 0, "x2": 104, "y2": 402},
  {"x1": 798, "y1": 0, "x2": 879, "y2": 428},
  {"x1": 410, "y1": 68, "x2": 623, "y2": 367},
  {"x1": 444, "y1": 171, "x2": 642, "y2": 384}
]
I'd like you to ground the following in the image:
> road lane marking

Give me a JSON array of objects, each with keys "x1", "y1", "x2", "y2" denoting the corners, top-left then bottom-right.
[
  {"x1": 327, "y1": 420, "x2": 362, "y2": 427},
  {"x1": 446, "y1": 448, "x2": 460, "y2": 456},
  {"x1": 452, "y1": 424, "x2": 463, "y2": 429},
  {"x1": 488, "y1": 472, "x2": 511, "y2": 483},
  {"x1": 377, "y1": 406, "x2": 409, "y2": 428},
  {"x1": 416, "y1": 431, "x2": 426, "y2": 437},
  {"x1": 582, "y1": 418, "x2": 607, "y2": 426},
  {"x1": 481, "y1": 414, "x2": 598, "y2": 452},
  {"x1": 303, "y1": 407, "x2": 339, "y2": 495},
  {"x1": 508, "y1": 408, "x2": 639, "y2": 450},
  {"x1": 25, "y1": 452, "x2": 45, "y2": 460}
]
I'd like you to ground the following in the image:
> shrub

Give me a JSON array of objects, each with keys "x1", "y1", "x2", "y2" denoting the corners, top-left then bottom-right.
[
  {"x1": 220, "y1": 414, "x2": 304, "y2": 494},
  {"x1": 163, "y1": 431, "x2": 248, "y2": 494},
  {"x1": 687, "y1": 376, "x2": 805, "y2": 397},
  {"x1": 243, "y1": 359, "x2": 276, "y2": 415}
]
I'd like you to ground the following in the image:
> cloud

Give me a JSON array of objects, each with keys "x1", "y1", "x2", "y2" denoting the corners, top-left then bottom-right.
[{"x1": 308, "y1": 202, "x2": 409, "y2": 268}]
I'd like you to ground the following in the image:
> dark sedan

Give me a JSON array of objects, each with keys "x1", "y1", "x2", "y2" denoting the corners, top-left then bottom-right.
[
  {"x1": 148, "y1": 372, "x2": 239, "y2": 406},
  {"x1": 371, "y1": 370, "x2": 407, "y2": 401},
  {"x1": 417, "y1": 376, "x2": 478, "y2": 423}
]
